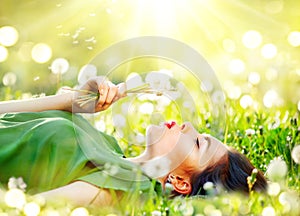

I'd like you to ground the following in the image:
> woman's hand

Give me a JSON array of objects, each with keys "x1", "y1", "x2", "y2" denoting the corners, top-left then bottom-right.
[{"x1": 70, "y1": 76, "x2": 127, "y2": 113}]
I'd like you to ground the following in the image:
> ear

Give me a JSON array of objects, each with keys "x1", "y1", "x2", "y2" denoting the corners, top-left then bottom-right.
[{"x1": 168, "y1": 174, "x2": 192, "y2": 195}]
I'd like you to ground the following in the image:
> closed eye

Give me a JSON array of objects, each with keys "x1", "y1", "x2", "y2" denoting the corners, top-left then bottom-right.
[{"x1": 196, "y1": 138, "x2": 200, "y2": 148}]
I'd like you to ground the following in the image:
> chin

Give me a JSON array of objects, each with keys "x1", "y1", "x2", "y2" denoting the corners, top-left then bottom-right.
[{"x1": 146, "y1": 124, "x2": 166, "y2": 146}]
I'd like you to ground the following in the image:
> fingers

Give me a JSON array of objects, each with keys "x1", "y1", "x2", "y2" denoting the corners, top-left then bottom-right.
[{"x1": 96, "y1": 81, "x2": 119, "y2": 110}]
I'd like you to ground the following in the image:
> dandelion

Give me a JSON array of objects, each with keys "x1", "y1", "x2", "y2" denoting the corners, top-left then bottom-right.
[
  {"x1": 262, "y1": 206, "x2": 276, "y2": 216},
  {"x1": 142, "y1": 156, "x2": 171, "y2": 178},
  {"x1": 4, "y1": 188, "x2": 26, "y2": 209},
  {"x1": 266, "y1": 157, "x2": 288, "y2": 182},
  {"x1": 267, "y1": 182, "x2": 281, "y2": 196},
  {"x1": 245, "y1": 128, "x2": 255, "y2": 136},
  {"x1": 112, "y1": 114, "x2": 126, "y2": 127},
  {"x1": 77, "y1": 64, "x2": 97, "y2": 85},
  {"x1": 23, "y1": 202, "x2": 40, "y2": 216},
  {"x1": 50, "y1": 58, "x2": 69, "y2": 74},
  {"x1": 70, "y1": 207, "x2": 89, "y2": 216},
  {"x1": 151, "y1": 210, "x2": 162, "y2": 216},
  {"x1": 8, "y1": 177, "x2": 27, "y2": 191},
  {"x1": 291, "y1": 145, "x2": 300, "y2": 164},
  {"x1": 145, "y1": 71, "x2": 172, "y2": 91}
]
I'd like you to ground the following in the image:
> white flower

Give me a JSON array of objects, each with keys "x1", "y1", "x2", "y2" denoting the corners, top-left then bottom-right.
[
  {"x1": 266, "y1": 157, "x2": 288, "y2": 181},
  {"x1": 77, "y1": 64, "x2": 97, "y2": 85},
  {"x1": 151, "y1": 210, "x2": 162, "y2": 216},
  {"x1": 50, "y1": 58, "x2": 69, "y2": 74},
  {"x1": 245, "y1": 128, "x2": 256, "y2": 136},
  {"x1": 8, "y1": 177, "x2": 27, "y2": 191},
  {"x1": 142, "y1": 156, "x2": 171, "y2": 178},
  {"x1": 145, "y1": 72, "x2": 171, "y2": 91},
  {"x1": 4, "y1": 188, "x2": 26, "y2": 209},
  {"x1": 291, "y1": 145, "x2": 300, "y2": 164},
  {"x1": 126, "y1": 73, "x2": 145, "y2": 90}
]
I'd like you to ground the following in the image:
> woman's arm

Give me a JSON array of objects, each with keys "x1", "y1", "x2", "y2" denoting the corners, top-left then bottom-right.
[
  {"x1": 37, "y1": 181, "x2": 119, "y2": 206},
  {"x1": 0, "y1": 76, "x2": 126, "y2": 114},
  {"x1": 0, "y1": 93, "x2": 73, "y2": 114}
]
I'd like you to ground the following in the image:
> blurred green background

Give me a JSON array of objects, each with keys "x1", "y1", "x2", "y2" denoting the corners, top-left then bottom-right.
[{"x1": 0, "y1": 0, "x2": 299, "y2": 110}]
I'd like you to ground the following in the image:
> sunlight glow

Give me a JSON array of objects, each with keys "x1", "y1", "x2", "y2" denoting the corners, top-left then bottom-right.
[
  {"x1": 0, "y1": 45, "x2": 8, "y2": 62},
  {"x1": 288, "y1": 31, "x2": 300, "y2": 47},
  {"x1": 242, "y1": 30, "x2": 262, "y2": 49},
  {"x1": 31, "y1": 43, "x2": 52, "y2": 63},
  {"x1": 229, "y1": 59, "x2": 245, "y2": 74},
  {"x1": 223, "y1": 39, "x2": 236, "y2": 53},
  {"x1": 261, "y1": 44, "x2": 277, "y2": 59},
  {"x1": 0, "y1": 26, "x2": 19, "y2": 47}
]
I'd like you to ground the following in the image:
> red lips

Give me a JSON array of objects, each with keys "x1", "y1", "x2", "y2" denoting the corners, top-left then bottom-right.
[{"x1": 165, "y1": 121, "x2": 176, "y2": 129}]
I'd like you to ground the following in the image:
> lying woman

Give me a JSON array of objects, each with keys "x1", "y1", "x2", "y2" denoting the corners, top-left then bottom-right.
[{"x1": 0, "y1": 76, "x2": 267, "y2": 206}]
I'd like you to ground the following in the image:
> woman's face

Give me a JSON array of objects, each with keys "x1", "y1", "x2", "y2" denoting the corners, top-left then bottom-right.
[{"x1": 144, "y1": 121, "x2": 228, "y2": 182}]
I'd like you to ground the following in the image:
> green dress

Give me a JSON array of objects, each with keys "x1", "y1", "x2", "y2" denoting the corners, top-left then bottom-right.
[{"x1": 0, "y1": 110, "x2": 152, "y2": 194}]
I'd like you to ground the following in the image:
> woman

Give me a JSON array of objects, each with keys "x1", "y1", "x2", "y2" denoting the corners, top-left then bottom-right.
[{"x1": 0, "y1": 76, "x2": 267, "y2": 206}]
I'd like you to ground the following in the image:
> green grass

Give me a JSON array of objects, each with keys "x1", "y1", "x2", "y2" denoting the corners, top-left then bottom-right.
[{"x1": 0, "y1": 87, "x2": 299, "y2": 216}]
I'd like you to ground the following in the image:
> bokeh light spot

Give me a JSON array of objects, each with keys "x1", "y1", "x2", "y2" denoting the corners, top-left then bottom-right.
[
  {"x1": 261, "y1": 44, "x2": 277, "y2": 59},
  {"x1": 225, "y1": 82, "x2": 241, "y2": 99},
  {"x1": 242, "y1": 30, "x2": 262, "y2": 49},
  {"x1": 248, "y1": 72, "x2": 261, "y2": 85},
  {"x1": 297, "y1": 100, "x2": 300, "y2": 112},
  {"x1": 0, "y1": 26, "x2": 19, "y2": 47},
  {"x1": 240, "y1": 95, "x2": 253, "y2": 109},
  {"x1": 287, "y1": 31, "x2": 300, "y2": 47},
  {"x1": 50, "y1": 58, "x2": 69, "y2": 74},
  {"x1": 2, "y1": 72, "x2": 17, "y2": 86},
  {"x1": 263, "y1": 90, "x2": 281, "y2": 108},
  {"x1": 0, "y1": 45, "x2": 8, "y2": 62},
  {"x1": 229, "y1": 59, "x2": 245, "y2": 74},
  {"x1": 139, "y1": 102, "x2": 154, "y2": 114},
  {"x1": 31, "y1": 43, "x2": 52, "y2": 63}
]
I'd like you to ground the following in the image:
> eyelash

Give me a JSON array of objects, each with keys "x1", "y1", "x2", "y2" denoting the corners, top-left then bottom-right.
[{"x1": 196, "y1": 138, "x2": 200, "y2": 148}]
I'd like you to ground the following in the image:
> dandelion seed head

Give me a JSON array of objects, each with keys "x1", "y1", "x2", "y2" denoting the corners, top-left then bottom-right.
[
  {"x1": 266, "y1": 157, "x2": 288, "y2": 181},
  {"x1": 267, "y1": 182, "x2": 281, "y2": 196},
  {"x1": 291, "y1": 145, "x2": 300, "y2": 164}
]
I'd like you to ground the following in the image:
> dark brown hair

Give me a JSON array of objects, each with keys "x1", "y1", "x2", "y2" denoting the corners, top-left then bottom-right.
[{"x1": 188, "y1": 149, "x2": 267, "y2": 196}]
